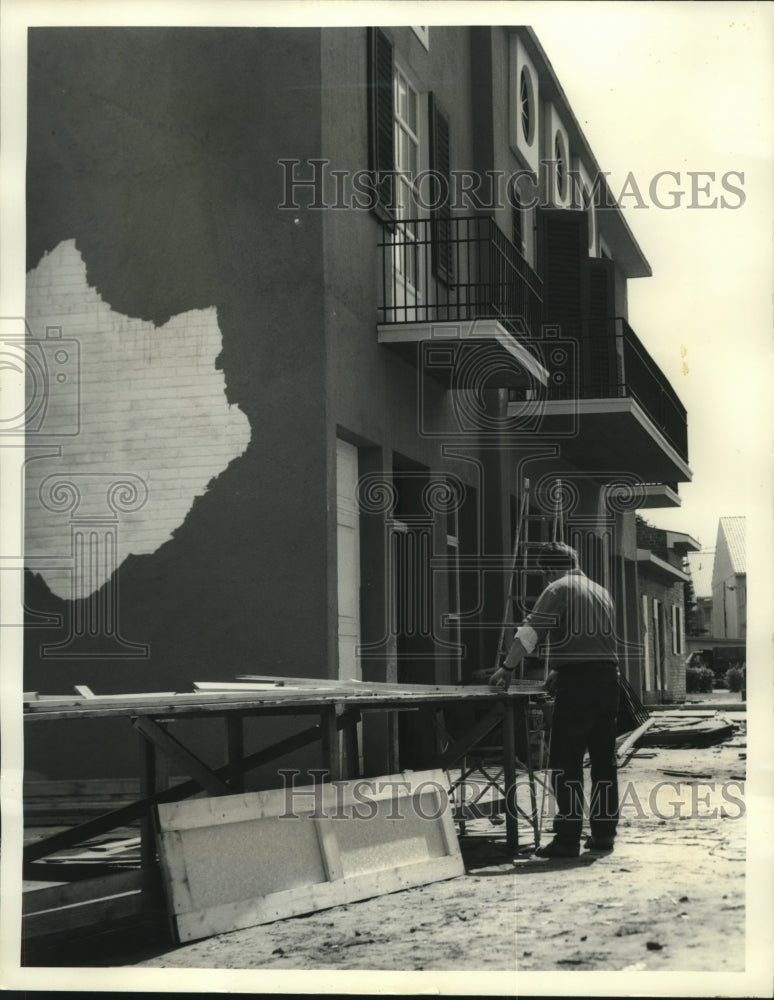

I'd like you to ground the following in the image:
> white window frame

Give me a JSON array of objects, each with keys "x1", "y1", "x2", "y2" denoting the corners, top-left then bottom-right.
[
  {"x1": 671, "y1": 604, "x2": 684, "y2": 656},
  {"x1": 393, "y1": 62, "x2": 424, "y2": 299},
  {"x1": 652, "y1": 598, "x2": 663, "y2": 690},
  {"x1": 642, "y1": 594, "x2": 653, "y2": 691}
]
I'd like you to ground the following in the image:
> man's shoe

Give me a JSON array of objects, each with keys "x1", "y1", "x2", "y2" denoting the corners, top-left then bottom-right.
[
  {"x1": 534, "y1": 838, "x2": 580, "y2": 859},
  {"x1": 584, "y1": 835, "x2": 615, "y2": 851}
]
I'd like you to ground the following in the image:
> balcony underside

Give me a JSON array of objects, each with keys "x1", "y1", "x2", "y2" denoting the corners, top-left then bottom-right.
[
  {"x1": 505, "y1": 396, "x2": 692, "y2": 484},
  {"x1": 636, "y1": 484, "x2": 681, "y2": 509},
  {"x1": 637, "y1": 548, "x2": 690, "y2": 583},
  {"x1": 377, "y1": 320, "x2": 549, "y2": 389}
]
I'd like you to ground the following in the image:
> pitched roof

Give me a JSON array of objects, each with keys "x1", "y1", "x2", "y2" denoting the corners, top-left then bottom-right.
[
  {"x1": 718, "y1": 516, "x2": 746, "y2": 575},
  {"x1": 686, "y1": 549, "x2": 715, "y2": 598}
]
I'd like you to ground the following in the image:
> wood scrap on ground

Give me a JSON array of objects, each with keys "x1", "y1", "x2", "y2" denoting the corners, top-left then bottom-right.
[
  {"x1": 636, "y1": 717, "x2": 736, "y2": 749},
  {"x1": 616, "y1": 718, "x2": 657, "y2": 765}
]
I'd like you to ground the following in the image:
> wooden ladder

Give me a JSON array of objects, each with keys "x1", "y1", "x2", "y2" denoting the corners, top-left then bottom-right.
[{"x1": 494, "y1": 478, "x2": 566, "y2": 680}]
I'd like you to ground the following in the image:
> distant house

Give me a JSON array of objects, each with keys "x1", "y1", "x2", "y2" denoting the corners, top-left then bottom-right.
[
  {"x1": 635, "y1": 518, "x2": 700, "y2": 704},
  {"x1": 684, "y1": 518, "x2": 746, "y2": 678},
  {"x1": 712, "y1": 517, "x2": 746, "y2": 641},
  {"x1": 685, "y1": 548, "x2": 715, "y2": 636}
]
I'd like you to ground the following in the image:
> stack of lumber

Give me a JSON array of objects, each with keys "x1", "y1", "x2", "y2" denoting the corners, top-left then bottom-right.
[
  {"x1": 24, "y1": 779, "x2": 142, "y2": 826},
  {"x1": 636, "y1": 713, "x2": 736, "y2": 748}
]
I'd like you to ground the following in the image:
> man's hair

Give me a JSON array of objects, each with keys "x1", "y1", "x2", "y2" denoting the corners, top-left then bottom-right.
[{"x1": 534, "y1": 541, "x2": 579, "y2": 573}]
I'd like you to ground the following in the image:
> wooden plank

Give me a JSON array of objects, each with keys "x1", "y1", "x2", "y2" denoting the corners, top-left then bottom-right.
[
  {"x1": 313, "y1": 817, "x2": 344, "y2": 881},
  {"x1": 134, "y1": 717, "x2": 231, "y2": 797},
  {"x1": 24, "y1": 690, "x2": 376, "y2": 722},
  {"x1": 23, "y1": 861, "x2": 140, "y2": 882},
  {"x1": 73, "y1": 685, "x2": 96, "y2": 698},
  {"x1": 155, "y1": 768, "x2": 438, "y2": 833},
  {"x1": 23, "y1": 888, "x2": 147, "y2": 940},
  {"x1": 518, "y1": 700, "x2": 539, "y2": 848},
  {"x1": 139, "y1": 727, "x2": 159, "y2": 871},
  {"x1": 194, "y1": 681, "x2": 283, "y2": 691},
  {"x1": 637, "y1": 721, "x2": 736, "y2": 748},
  {"x1": 157, "y1": 828, "x2": 194, "y2": 919},
  {"x1": 23, "y1": 719, "x2": 335, "y2": 863},
  {"x1": 433, "y1": 781, "x2": 459, "y2": 859},
  {"x1": 320, "y1": 707, "x2": 343, "y2": 782},
  {"x1": 236, "y1": 674, "x2": 355, "y2": 688},
  {"x1": 342, "y1": 711, "x2": 360, "y2": 780},
  {"x1": 24, "y1": 778, "x2": 141, "y2": 796},
  {"x1": 24, "y1": 686, "x2": 543, "y2": 723},
  {"x1": 23, "y1": 870, "x2": 147, "y2": 914},
  {"x1": 174, "y1": 854, "x2": 464, "y2": 943},
  {"x1": 438, "y1": 705, "x2": 504, "y2": 769},
  {"x1": 238, "y1": 675, "x2": 541, "y2": 697},
  {"x1": 225, "y1": 716, "x2": 245, "y2": 793},
  {"x1": 387, "y1": 711, "x2": 400, "y2": 773},
  {"x1": 616, "y1": 717, "x2": 657, "y2": 760},
  {"x1": 501, "y1": 700, "x2": 518, "y2": 852}
]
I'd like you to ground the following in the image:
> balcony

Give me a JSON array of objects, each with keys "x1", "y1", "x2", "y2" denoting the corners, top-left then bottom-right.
[
  {"x1": 507, "y1": 318, "x2": 691, "y2": 484},
  {"x1": 635, "y1": 483, "x2": 681, "y2": 509},
  {"x1": 377, "y1": 216, "x2": 548, "y2": 389}
]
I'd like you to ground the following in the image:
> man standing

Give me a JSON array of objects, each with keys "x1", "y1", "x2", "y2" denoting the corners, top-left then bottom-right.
[{"x1": 490, "y1": 541, "x2": 620, "y2": 858}]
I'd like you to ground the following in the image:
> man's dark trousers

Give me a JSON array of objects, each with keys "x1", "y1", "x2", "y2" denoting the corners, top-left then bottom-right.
[{"x1": 548, "y1": 662, "x2": 620, "y2": 845}]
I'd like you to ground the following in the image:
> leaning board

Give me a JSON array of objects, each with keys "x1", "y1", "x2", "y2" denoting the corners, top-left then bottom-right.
[{"x1": 155, "y1": 769, "x2": 465, "y2": 943}]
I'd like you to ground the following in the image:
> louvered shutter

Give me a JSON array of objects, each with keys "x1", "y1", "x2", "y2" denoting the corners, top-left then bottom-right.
[
  {"x1": 429, "y1": 92, "x2": 452, "y2": 285},
  {"x1": 537, "y1": 208, "x2": 590, "y2": 397},
  {"x1": 537, "y1": 208, "x2": 589, "y2": 338},
  {"x1": 367, "y1": 27, "x2": 396, "y2": 224},
  {"x1": 587, "y1": 256, "x2": 619, "y2": 397}
]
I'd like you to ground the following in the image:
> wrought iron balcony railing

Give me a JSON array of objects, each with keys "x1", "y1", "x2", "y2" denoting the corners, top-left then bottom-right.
[
  {"x1": 378, "y1": 215, "x2": 544, "y2": 337},
  {"x1": 528, "y1": 317, "x2": 688, "y2": 462}
]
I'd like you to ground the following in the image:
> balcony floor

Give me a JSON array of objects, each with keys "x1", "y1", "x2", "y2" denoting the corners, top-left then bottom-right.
[
  {"x1": 505, "y1": 396, "x2": 692, "y2": 484},
  {"x1": 377, "y1": 319, "x2": 549, "y2": 389}
]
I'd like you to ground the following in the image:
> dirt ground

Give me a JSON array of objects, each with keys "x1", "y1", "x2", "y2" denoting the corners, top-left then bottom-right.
[{"x1": 127, "y1": 713, "x2": 746, "y2": 974}]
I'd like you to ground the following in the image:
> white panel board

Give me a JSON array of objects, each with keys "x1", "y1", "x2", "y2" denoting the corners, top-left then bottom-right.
[{"x1": 156, "y1": 769, "x2": 464, "y2": 943}]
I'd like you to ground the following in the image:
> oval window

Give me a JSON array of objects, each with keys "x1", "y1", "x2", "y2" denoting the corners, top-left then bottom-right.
[
  {"x1": 554, "y1": 132, "x2": 567, "y2": 200},
  {"x1": 520, "y1": 67, "x2": 534, "y2": 145}
]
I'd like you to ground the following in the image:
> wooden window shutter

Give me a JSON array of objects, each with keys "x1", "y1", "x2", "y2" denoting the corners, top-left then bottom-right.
[
  {"x1": 587, "y1": 257, "x2": 619, "y2": 397},
  {"x1": 429, "y1": 92, "x2": 452, "y2": 285},
  {"x1": 537, "y1": 208, "x2": 589, "y2": 339},
  {"x1": 367, "y1": 27, "x2": 396, "y2": 223}
]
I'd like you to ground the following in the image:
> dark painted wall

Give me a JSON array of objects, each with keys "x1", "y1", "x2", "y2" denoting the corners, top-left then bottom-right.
[{"x1": 25, "y1": 28, "x2": 333, "y2": 778}]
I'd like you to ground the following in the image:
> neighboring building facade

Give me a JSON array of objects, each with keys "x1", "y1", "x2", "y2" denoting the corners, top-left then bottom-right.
[
  {"x1": 685, "y1": 518, "x2": 746, "y2": 678},
  {"x1": 636, "y1": 519, "x2": 699, "y2": 704},
  {"x1": 712, "y1": 517, "x2": 746, "y2": 641},
  {"x1": 686, "y1": 548, "x2": 715, "y2": 637},
  {"x1": 23, "y1": 26, "x2": 692, "y2": 780}
]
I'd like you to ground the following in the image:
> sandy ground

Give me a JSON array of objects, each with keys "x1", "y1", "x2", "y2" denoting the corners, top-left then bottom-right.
[{"x1": 128, "y1": 716, "x2": 746, "y2": 974}]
